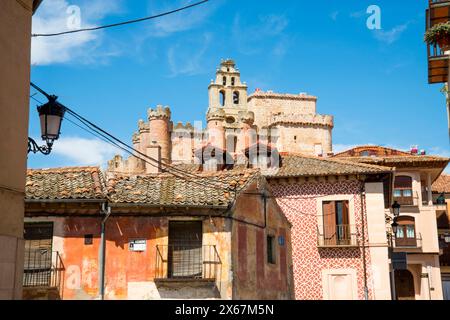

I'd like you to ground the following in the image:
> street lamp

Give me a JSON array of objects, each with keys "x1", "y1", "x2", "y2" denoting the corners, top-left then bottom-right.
[
  {"x1": 28, "y1": 95, "x2": 66, "y2": 155},
  {"x1": 391, "y1": 220, "x2": 399, "y2": 235},
  {"x1": 392, "y1": 201, "x2": 401, "y2": 218},
  {"x1": 389, "y1": 201, "x2": 401, "y2": 300}
]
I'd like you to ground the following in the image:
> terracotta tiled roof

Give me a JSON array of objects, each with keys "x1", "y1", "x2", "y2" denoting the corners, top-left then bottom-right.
[
  {"x1": 433, "y1": 174, "x2": 450, "y2": 193},
  {"x1": 266, "y1": 154, "x2": 393, "y2": 178},
  {"x1": 26, "y1": 167, "x2": 106, "y2": 200},
  {"x1": 26, "y1": 166, "x2": 261, "y2": 207},
  {"x1": 333, "y1": 145, "x2": 410, "y2": 157},
  {"x1": 106, "y1": 169, "x2": 260, "y2": 207},
  {"x1": 334, "y1": 155, "x2": 450, "y2": 168}
]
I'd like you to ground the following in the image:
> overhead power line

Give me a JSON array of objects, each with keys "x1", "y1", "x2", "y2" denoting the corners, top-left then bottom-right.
[
  {"x1": 30, "y1": 82, "x2": 236, "y2": 193},
  {"x1": 32, "y1": 0, "x2": 209, "y2": 37}
]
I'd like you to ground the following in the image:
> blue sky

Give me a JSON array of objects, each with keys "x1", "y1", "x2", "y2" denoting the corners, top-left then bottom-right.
[{"x1": 28, "y1": 0, "x2": 449, "y2": 171}]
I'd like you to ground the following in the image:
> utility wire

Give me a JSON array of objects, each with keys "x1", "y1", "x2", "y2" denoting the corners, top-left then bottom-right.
[
  {"x1": 64, "y1": 109, "x2": 234, "y2": 192},
  {"x1": 32, "y1": 0, "x2": 209, "y2": 37},
  {"x1": 64, "y1": 112, "x2": 236, "y2": 194}
]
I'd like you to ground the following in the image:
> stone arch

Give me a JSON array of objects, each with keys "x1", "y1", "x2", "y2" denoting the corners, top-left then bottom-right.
[{"x1": 233, "y1": 91, "x2": 240, "y2": 105}]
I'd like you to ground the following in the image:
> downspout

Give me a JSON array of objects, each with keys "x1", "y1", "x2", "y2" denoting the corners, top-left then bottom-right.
[
  {"x1": 99, "y1": 202, "x2": 111, "y2": 300},
  {"x1": 360, "y1": 183, "x2": 369, "y2": 300}
]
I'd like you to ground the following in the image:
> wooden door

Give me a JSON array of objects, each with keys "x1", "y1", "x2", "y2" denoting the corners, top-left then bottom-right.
[
  {"x1": 395, "y1": 270, "x2": 415, "y2": 300},
  {"x1": 168, "y1": 221, "x2": 203, "y2": 278}
]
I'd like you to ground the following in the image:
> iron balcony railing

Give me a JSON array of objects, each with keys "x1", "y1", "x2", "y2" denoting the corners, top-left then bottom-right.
[
  {"x1": 394, "y1": 233, "x2": 423, "y2": 249},
  {"x1": 23, "y1": 250, "x2": 64, "y2": 292},
  {"x1": 155, "y1": 245, "x2": 221, "y2": 281},
  {"x1": 317, "y1": 224, "x2": 359, "y2": 248}
]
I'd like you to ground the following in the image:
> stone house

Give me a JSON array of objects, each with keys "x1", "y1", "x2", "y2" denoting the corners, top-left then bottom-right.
[
  {"x1": 24, "y1": 166, "x2": 294, "y2": 300},
  {"x1": 264, "y1": 153, "x2": 395, "y2": 300},
  {"x1": 432, "y1": 174, "x2": 450, "y2": 299},
  {"x1": 0, "y1": 0, "x2": 42, "y2": 300},
  {"x1": 334, "y1": 145, "x2": 450, "y2": 300}
]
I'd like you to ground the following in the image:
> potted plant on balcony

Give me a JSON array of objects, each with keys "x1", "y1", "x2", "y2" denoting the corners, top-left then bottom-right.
[{"x1": 425, "y1": 22, "x2": 450, "y2": 51}]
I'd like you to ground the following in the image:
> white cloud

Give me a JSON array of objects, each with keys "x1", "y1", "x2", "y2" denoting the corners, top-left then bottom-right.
[
  {"x1": 31, "y1": 0, "x2": 124, "y2": 65},
  {"x1": 373, "y1": 23, "x2": 409, "y2": 45},
  {"x1": 167, "y1": 32, "x2": 213, "y2": 77},
  {"x1": 51, "y1": 136, "x2": 121, "y2": 167},
  {"x1": 232, "y1": 14, "x2": 290, "y2": 56},
  {"x1": 330, "y1": 11, "x2": 339, "y2": 21},
  {"x1": 148, "y1": 0, "x2": 220, "y2": 37}
]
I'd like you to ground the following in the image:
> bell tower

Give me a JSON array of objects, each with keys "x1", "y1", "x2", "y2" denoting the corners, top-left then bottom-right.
[{"x1": 207, "y1": 59, "x2": 248, "y2": 126}]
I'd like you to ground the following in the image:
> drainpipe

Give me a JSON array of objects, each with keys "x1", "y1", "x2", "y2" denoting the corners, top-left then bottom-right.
[
  {"x1": 360, "y1": 184, "x2": 369, "y2": 300},
  {"x1": 99, "y1": 202, "x2": 111, "y2": 300}
]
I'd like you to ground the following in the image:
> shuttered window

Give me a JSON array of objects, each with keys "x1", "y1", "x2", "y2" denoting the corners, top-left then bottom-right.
[{"x1": 322, "y1": 201, "x2": 350, "y2": 246}]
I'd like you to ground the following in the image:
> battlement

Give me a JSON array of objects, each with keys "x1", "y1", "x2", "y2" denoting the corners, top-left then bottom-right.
[
  {"x1": 148, "y1": 105, "x2": 171, "y2": 120},
  {"x1": 173, "y1": 121, "x2": 194, "y2": 132},
  {"x1": 207, "y1": 108, "x2": 226, "y2": 121},
  {"x1": 132, "y1": 132, "x2": 140, "y2": 144},
  {"x1": 248, "y1": 90, "x2": 317, "y2": 102},
  {"x1": 268, "y1": 113, "x2": 334, "y2": 128},
  {"x1": 138, "y1": 119, "x2": 150, "y2": 133}
]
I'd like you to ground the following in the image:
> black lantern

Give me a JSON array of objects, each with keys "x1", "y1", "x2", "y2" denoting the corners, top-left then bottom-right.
[
  {"x1": 391, "y1": 220, "x2": 399, "y2": 235},
  {"x1": 28, "y1": 95, "x2": 65, "y2": 155},
  {"x1": 391, "y1": 201, "x2": 401, "y2": 218}
]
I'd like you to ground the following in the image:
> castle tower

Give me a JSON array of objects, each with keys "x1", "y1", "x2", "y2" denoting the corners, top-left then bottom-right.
[
  {"x1": 148, "y1": 105, "x2": 172, "y2": 165},
  {"x1": 207, "y1": 59, "x2": 248, "y2": 126}
]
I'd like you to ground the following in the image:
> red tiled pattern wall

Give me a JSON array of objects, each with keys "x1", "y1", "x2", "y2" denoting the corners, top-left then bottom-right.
[{"x1": 271, "y1": 180, "x2": 373, "y2": 300}]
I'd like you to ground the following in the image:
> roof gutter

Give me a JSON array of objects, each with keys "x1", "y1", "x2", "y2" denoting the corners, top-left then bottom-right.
[
  {"x1": 108, "y1": 203, "x2": 228, "y2": 210},
  {"x1": 25, "y1": 198, "x2": 106, "y2": 204}
]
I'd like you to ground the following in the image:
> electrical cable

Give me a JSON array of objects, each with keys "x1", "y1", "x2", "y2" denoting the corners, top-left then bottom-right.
[
  {"x1": 32, "y1": 0, "x2": 209, "y2": 37},
  {"x1": 63, "y1": 113, "x2": 238, "y2": 194},
  {"x1": 64, "y1": 110, "x2": 235, "y2": 192}
]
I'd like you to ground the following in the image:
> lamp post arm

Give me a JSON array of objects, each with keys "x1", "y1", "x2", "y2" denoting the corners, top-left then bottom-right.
[{"x1": 27, "y1": 137, "x2": 52, "y2": 155}]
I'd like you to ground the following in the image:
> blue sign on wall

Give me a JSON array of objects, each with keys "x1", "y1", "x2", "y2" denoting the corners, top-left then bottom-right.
[{"x1": 278, "y1": 236, "x2": 285, "y2": 246}]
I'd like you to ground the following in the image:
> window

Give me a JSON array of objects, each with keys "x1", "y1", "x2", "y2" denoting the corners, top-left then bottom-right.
[
  {"x1": 84, "y1": 234, "x2": 93, "y2": 245},
  {"x1": 394, "y1": 176, "x2": 414, "y2": 205},
  {"x1": 267, "y1": 235, "x2": 276, "y2": 264},
  {"x1": 23, "y1": 223, "x2": 53, "y2": 286},
  {"x1": 231, "y1": 77, "x2": 235, "y2": 86},
  {"x1": 322, "y1": 201, "x2": 351, "y2": 246},
  {"x1": 220, "y1": 90, "x2": 225, "y2": 106},
  {"x1": 222, "y1": 76, "x2": 226, "y2": 86},
  {"x1": 395, "y1": 216, "x2": 417, "y2": 247},
  {"x1": 233, "y1": 91, "x2": 239, "y2": 105}
]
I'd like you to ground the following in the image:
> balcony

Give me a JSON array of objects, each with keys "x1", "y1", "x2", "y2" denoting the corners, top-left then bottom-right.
[
  {"x1": 155, "y1": 245, "x2": 221, "y2": 281},
  {"x1": 393, "y1": 233, "x2": 423, "y2": 250},
  {"x1": 23, "y1": 250, "x2": 64, "y2": 299},
  {"x1": 317, "y1": 224, "x2": 359, "y2": 248},
  {"x1": 394, "y1": 191, "x2": 420, "y2": 207},
  {"x1": 427, "y1": 1, "x2": 450, "y2": 83}
]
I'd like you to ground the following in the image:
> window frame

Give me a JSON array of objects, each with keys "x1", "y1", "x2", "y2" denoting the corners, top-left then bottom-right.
[
  {"x1": 393, "y1": 175, "x2": 414, "y2": 206},
  {"x1": 266, "y1": 235, "x2": 276, "y2": 264}
]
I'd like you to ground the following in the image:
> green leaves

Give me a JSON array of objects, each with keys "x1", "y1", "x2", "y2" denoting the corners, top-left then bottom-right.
[{"x1": 424, "y1": 22, "x2": 450, "y2": 44}]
